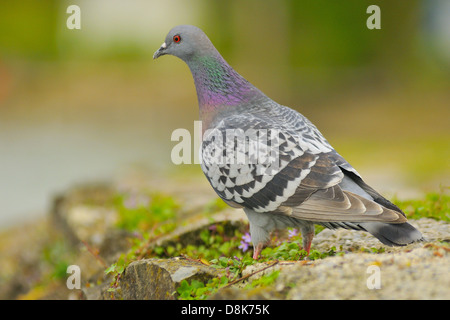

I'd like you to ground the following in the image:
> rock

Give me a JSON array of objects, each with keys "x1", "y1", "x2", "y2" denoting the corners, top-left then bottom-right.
[
  {"x1": 282, "y1": 247, "x2": 450, "y2": 299},
  {"x1": 115, "y1": 258, "x2": 220, "y2": 300},
  {"x1": 212, "y1": 218, "x2": 449, "y2": 300},
  {"x1": 51, "y1": 184, "x2": 119, "y2": 247},
  {"x1": 98, "y1": 229, "x2": 135, "y2": 264},
  {"x1": 211, "y1": 286, "x2": 283, "y2": 300},
  {"x1": 50, "y1": 184, "x2": 138, "y2": 267},
  {"x1": 211, "y1": 244, "x2": 450, "y2": 300},
  {"x1": 312, "y1": 218, "x2": 450, "y2": 252},
  {"x1": 82, "y1": 280, "x2": 112, "y2": 300}
]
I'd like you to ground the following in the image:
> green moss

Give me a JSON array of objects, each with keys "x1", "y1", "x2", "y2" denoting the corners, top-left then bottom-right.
[
  {"x1": 153, "y1": 223, "x2": 248, "y2": 261},
  {"x1": 113, "y1": 191, "x2": 179, "y2": 231},
  {"x1": 41, "y1": 239, "x2": 75, "y2": 281},
  {"x1": 394, "y1": 188, "x2": 449, "y2": 221},
  {"x1": 244, "y1": 270, "x2": 280, "y2": 289}
]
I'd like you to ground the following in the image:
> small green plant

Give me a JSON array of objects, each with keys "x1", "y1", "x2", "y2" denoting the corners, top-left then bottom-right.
[
  {"x1": 177, "y1": 276, "x2": 229, "y2": 300},
  {"x1": 244, "y1": 270, "x2": 280, "y2": 289},
  {"x1": 394, "y1": 189, "x2": 449, "y2": 221},
  {"x1": 113, "y1": 191, "x2": 179, "y2": 231},
  {"x1": 210, "y1": 255, "x2": 255, "y2": 279},
  {"x1": 153, "y1": 223, "x2": 249, "y2": 261},
  {"x1": 308, "y1": 247, "x2": 338, "y2": 260},
  {"x1": 261, "y1": 241, "x2": 304, "y2": 260},
  {"x1": 41, "y1": 239, "x2": 74, "y2": 281},
  {"x1": 104, "y1": 255, "x2": 128, "y2": 294},
  {"x1": 104, "y1": 257, "x2": 126, "y2": 277}
]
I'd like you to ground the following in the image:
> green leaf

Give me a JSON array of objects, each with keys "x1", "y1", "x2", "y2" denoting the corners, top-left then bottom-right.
[
  {"x1": 105, "y1": 263, "x2": 117, "y2": 275},
  {"x1": 200, "y1": 229, "x2": 210, "y2": 245},
  {"x1": 177, "y1": 280, "x2": 191, "y2": 295}
]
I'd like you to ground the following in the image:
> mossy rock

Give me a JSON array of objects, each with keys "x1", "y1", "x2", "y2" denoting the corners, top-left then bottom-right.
[{"x1": 113, "y1": 258, "x2": 220, "y2": 300}]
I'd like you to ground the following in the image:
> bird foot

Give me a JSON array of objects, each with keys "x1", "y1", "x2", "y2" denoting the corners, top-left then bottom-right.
[{"x1": 252, "y1": 243, "x2": 265, "y2": 260}]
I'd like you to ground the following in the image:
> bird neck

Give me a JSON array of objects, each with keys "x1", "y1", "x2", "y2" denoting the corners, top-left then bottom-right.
[{"x1": 186, "y1": 54, "x2": 263, "y2": 128}]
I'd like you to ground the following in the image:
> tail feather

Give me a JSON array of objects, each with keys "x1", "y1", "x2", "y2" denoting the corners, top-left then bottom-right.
[
  {"x1": 359, "y1": 221, "x2": 424, "y2": 246},
  {"x1": 334, "y1": 168, "x2": 424, "y2": 246}
]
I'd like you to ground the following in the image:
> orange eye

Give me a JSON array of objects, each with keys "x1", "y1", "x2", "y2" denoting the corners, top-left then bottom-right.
[{"x1": 173, "y1": 35, "x2": 181, "y2": 43}]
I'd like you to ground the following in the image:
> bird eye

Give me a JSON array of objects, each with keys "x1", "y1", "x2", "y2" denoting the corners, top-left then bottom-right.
[{"x1": 173, "y1": 35, "x2": 181, "y2": 43}]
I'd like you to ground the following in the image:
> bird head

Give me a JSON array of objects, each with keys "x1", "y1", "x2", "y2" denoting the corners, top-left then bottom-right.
[{"x1": 153, "y1": 25, "x2": 217, "y2": 62}]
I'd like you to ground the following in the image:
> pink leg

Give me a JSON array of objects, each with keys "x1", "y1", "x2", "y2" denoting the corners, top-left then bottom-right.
[
  {"x1": 253, "y1": 243, "x2": 264, "y2": 260},
  {"x1": 302, "y1": 231, "x2": 314, "y2": 256}
]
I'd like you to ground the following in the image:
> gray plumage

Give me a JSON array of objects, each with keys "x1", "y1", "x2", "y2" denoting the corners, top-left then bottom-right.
[{"x1": 154, "y1": 25, "x2": 424, "y2": 259}]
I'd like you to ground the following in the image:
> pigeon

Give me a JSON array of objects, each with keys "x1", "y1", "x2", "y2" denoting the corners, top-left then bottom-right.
[{"x1": 153, "y1": 25, "x2": 424, "y2": 259}]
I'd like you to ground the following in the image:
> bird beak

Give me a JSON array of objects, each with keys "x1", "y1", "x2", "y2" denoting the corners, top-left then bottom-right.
[{"x1": 153, "y1": 42, "x2": 167, "y2": 59}]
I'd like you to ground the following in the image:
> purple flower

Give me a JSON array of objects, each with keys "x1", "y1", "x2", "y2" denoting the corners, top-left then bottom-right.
[
  {"x1": 242, "y1": 233, "x2": 251, "y2": 243},
  {"x1": 288, "y1": 228, "x2": 298, "y2": 239},
  {"x1": 238, "y1": 232, "x2": 252, "y2": 252},
  {"x1": 238, "y1": 241, "x2": 249, "y2": 252}
]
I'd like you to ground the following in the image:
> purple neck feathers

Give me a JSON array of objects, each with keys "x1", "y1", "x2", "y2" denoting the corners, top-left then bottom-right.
[{"x1": 186, "y1": 54, "x2": 263, "y2": 127}]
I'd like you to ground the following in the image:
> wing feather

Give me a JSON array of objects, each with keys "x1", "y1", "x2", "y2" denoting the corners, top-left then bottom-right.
[{"x1": 201, "y1": 109, "x2": 405, "y2": 224}]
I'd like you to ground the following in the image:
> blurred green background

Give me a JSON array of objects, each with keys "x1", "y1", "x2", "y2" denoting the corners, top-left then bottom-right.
[{"x1": 0, "y1": 0, "x2": 449, "y2": 229}]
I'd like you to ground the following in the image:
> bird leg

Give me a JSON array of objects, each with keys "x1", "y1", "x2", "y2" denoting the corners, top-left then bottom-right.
[
  {"x1": 301, "y1": 225, "x2": 315, "y2": 256},
  {"x1": 252, "y1": 242, "x2": 265, "y2": 260},
  {"x1": 252, "y1": 227, "x2": 315, "y2": 259},
  {"x1": 302, "y1": 232, "x2": 314, "y2": 255}
]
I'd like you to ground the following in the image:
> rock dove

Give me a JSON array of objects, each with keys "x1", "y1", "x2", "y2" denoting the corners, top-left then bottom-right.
[{"x1": 153, "y1": 25, "x2": 424, "y2": 259}]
